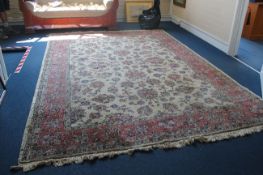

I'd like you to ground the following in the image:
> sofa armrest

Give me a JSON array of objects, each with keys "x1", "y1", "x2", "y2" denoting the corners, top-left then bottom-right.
[
  {"x1": 103, "y1": 0, "x2": 113, "y2": 8},
  {"x1": 24, "y1": 1, "x2": 36, "y2": 12}
]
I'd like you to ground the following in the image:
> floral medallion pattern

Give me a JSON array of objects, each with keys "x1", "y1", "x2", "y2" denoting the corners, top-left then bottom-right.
[{"x1": 19, "y1": 30, "x2": 263, "y2": 169}]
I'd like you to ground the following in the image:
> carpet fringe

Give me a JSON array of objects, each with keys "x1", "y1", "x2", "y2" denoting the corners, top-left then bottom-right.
[{"x1": 10, "y1": 124, "x2": 263, "y2": 172}]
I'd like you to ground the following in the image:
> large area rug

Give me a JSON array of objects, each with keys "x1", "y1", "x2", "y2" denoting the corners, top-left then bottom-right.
[{"x1": 16, "y1": 30, "x2": 263, "y2": 171}]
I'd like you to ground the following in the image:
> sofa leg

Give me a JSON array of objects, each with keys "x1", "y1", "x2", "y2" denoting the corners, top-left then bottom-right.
[{"x1": 108, "y1": 25, "x2": 118, "y2": 31}]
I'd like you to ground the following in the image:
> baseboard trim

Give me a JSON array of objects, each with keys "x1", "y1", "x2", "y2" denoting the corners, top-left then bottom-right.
[
  {"x1": 117, "y1": 16, "x2": 171, "y2": 23},
  {"x1": 171, "y1": 15, "x2": 230, "y2": 54}
]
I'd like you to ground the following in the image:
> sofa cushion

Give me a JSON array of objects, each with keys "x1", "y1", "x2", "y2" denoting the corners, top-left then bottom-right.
[
  {"x1": 36, "y1": 0, "x2": 106, "y2": 5},
  {"x1": 36, "y1": 0, "x2": 55, "y2": 5},
  {"x1": 25, "y1": 0, "x2": 114, "y2": 18}
]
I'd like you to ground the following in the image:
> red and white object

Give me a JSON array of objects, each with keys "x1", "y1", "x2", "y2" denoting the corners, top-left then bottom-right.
[{"x1": 15, "y1": 46, "x2": 32, "y2": 74}]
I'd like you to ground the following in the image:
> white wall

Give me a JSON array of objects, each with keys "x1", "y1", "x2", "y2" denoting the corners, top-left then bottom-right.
[{"x1": 172, "y1": 0, "x2": 240, "y2": 53}]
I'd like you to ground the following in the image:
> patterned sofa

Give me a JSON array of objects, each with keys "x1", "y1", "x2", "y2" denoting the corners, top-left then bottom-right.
[{"x1": 19, "y1": 0, "x2": 119, "y2": 32}]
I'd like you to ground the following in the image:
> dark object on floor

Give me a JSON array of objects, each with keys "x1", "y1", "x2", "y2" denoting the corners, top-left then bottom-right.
[
  {"x1": 138, "y1": 0, "x2": 161, "y2": 29},
  {"x1": 4, "y1": 26, "x2": 20, "y2": 35},
  {"x1": 1, "y1": 46, "x2": 28, "y2": 53},
  {"x1": 0, "y1": 29, "x2": 8, "y2": 40}
]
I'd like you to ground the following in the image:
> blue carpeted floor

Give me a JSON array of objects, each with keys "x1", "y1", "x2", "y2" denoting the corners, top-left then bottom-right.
[
  {"x1": 1, "y1": 22, "x2": 263, "y2": 175},
  {"x1": 237, "y1": 38, "x2": 263, "y2": 72}
]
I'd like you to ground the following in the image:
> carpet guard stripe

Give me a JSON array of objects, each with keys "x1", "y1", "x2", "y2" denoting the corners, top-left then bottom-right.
[{"x1": 15, "y1": 46, "x2": 32, "y2": 74}]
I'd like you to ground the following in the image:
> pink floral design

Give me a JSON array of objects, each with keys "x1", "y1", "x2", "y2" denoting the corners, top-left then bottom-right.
[
  {"x1": 125, "y1": 70, "x2": 146, "y2": 80},
  {"x1": 137, "y1": 89, "x2": 159, "y2": 100},
  {"x1": 90, "y1": 81, "x2": 105, "y2": 89},
  {"x1": 146, "y1": 57, "x2": 165, "y2": 65}
]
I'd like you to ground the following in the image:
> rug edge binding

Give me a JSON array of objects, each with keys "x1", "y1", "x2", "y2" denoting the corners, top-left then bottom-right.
[
  {"x1": 16, "y1": 42, "x2": 51, "y2": 168},
  {"x1": 11, "y1": 124, "x2": 263, "y2": 172}
]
